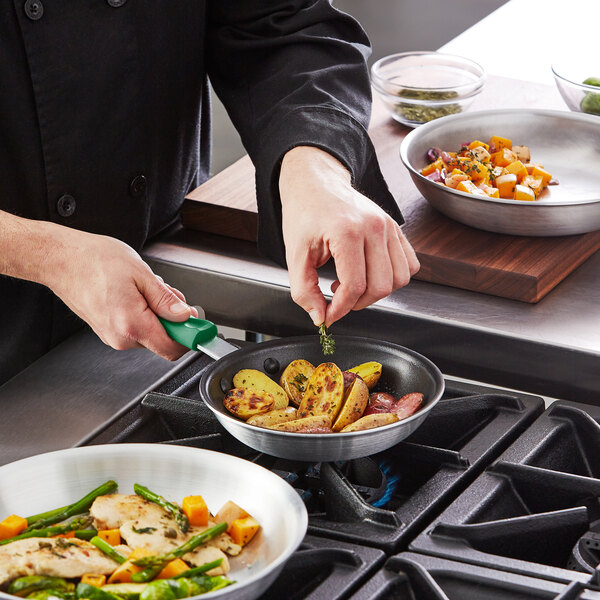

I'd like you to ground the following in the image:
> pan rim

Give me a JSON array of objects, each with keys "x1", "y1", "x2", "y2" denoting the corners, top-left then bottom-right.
[{"x1": 199, "y1": 334, "x2": 445, "y2": 439}]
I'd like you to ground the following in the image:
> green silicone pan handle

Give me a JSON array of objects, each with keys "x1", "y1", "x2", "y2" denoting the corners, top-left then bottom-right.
[{"x1": 159, "y1": 316, "x2": 218, "y2": 351}]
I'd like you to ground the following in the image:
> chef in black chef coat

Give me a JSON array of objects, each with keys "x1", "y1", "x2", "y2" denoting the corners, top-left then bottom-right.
[{"x1": 0, "y1": 0, "x2": 419, "y2": 384}]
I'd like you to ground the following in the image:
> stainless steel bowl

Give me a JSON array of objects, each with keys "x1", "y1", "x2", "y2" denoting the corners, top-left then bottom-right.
[
  {"x1": 0, "y1": 444, "x2": 307, "y2": 600},
  {"x1": 200, "y1": 335, "x2": 445, "y2": 463},
  {"x1": 399, "y1": 109, "x2": 600, "y2": 236}
]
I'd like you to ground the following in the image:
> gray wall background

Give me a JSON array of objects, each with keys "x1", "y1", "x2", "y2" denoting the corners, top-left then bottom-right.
[{"x1": 209, "y1": 0, "x2": 507, "y2": 175}]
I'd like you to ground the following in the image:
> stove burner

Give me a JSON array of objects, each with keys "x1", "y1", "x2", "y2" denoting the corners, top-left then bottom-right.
[{"x1": 568, "y1": 519, "x2": 600, "y2": 573}]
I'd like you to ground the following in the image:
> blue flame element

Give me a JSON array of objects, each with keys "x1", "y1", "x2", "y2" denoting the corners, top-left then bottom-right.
[{"x1": 372, "y1": 459, "x2": 401, "y2": 507}]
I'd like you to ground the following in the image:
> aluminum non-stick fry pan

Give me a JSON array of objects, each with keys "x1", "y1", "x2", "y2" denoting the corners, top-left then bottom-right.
[{"x1": 162, "y1": 317, "x2": 445, "y2": 462}]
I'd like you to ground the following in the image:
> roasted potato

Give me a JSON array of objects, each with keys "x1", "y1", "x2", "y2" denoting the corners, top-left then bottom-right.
[
  {"x1": 233, "y1": 368, "x2": 289, "y2": 410},
  {"x1": 223, "y1": 387, "x2": 274, "y2": 420},
  {"x1": 280, "y1": 359, "x2": 315, "y2": 406},
  {"x1": 269, "y1": 415, "x2": 332, "y2": 433},
  {"x1": 332, "y1": 377, "x2": 369, "y2": 432},
  {"x1": 247, "y1": 407, "x2": 298, "y2": 428},
  {"x1": 297, "y1": 362, "x2": 344, "y2": 420},
  {"x1": 341, "y1": 413, "x2": 399, "y2": 432},
  {"x1": 347, "y1": 362, "x2": 382, "y2": 390}
]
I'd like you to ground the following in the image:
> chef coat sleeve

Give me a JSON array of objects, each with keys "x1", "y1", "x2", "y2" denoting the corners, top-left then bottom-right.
[{"x1": 205, "y1": 0, "x2": 404, "y2": 266}]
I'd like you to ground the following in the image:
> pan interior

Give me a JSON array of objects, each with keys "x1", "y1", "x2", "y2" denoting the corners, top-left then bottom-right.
[{"x1": 202, "y1": 335, "x2": 443, "y2": 420}]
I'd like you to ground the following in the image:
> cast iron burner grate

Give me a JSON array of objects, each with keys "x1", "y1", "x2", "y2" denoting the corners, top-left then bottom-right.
[
  {"x1": 352, "y1": 553, "x2": 600, "y2": 600},
  {"x1": 411, "y1": 400, "x2": 600, "y2": 588},
  {"x1": 82, "y1": 342, "x2": 544, "y2": 554}
]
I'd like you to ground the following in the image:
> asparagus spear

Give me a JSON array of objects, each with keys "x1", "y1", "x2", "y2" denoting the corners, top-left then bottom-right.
[
  {"x1": 173, "y1": 558, "x2": 223, "y2": 578},
  {"x1": 133, "y1": 484, "x2": 189, "y2": 534},
  {"x1": 74, "y1": 529, "x2": 98, "y2": 540},
  {"x1": 0, "y1": 517, "x2": 92, "y2": 546},
  {"x1": 25, "y1": 480, "x2": 117, "y2": 532},
  {"x1": 90, "y1": 536, "x2": 127, "y2": 564},
  {"x1": 131, "y1": 522, "x2": 227, "y2": 582},
  {"x1": 26, "y1": 505, "x2": 69, "y2": 526}
]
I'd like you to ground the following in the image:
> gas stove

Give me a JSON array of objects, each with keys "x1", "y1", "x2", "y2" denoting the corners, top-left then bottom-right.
[{"x1": 79, "y1": 340, "x2": 600, "y2": 599}]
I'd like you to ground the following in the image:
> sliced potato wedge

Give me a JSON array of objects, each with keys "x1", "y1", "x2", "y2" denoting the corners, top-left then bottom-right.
[
  {"x1": 269, "y1": 415, "x2": 332, "y2": 433},
  {"x1": 233, "y1": 369, "x2": 289, "y2": 410},
  {"x1": 341, "y1": 412, "x2": 399, "y2": 432},
  {"x1": 280, "y1": 359, "x2": 315, "y2": 406},
  {"x1": 297, "y1": 362, "x2": 344, "y2": 420},
  {"x1": 223, "y1": 387, "x2": 274, "y2": 420},
  {"x1": 332, "y1": 377, "x2": 369, "y2": 432},
  {"x1": 346, "y1": 362, "x2": 382, "y2": 390},
  {"x1": 247, "y1": 407, "x2": 298, "y2": 428}
]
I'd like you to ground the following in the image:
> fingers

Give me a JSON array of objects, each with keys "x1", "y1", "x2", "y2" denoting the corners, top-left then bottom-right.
[
  {"x1": 324, "y1": 237, "x2": 366, "y2": 326},
  {"x1": 326, "y1": 224, "x2": 420, "y2": 325},
  {"x1": 288, "y1": 252, "x2": 327, "y2": 326}
]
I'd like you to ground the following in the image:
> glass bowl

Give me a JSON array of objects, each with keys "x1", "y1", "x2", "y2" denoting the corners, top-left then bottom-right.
[
  {"x1": 371, "y1": 51, "x2": 485, "y2": 127},
  {"x1": 552, "y1": 60, "x2": 600, "y2": 116}
]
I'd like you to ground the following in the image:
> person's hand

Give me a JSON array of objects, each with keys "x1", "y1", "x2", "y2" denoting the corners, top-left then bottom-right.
[
  {"x1": 43, "y1": 227, "x2": 197, "y2": 360},
  {"x1": 279, "y1": 146, "x2": 419, "y2": 327}
]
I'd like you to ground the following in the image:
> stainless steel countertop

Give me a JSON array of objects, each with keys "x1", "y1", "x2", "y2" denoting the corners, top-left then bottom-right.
[{"x1": 144, "y1": 228, "x2": 600, "y2": 402}]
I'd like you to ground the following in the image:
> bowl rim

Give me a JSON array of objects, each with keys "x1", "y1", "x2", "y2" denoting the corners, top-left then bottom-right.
[
  {"x1": 199, "y1": 334, "x2": 445, "y2": 441},
  {"x1": 371, "y1": 51, "x2": 486, "y2": 94},
  {"x1": 0, "y1": 443, "x2": 309, "y2": 600},
  {"x1": 551, "y1": 65, "x2": 600, "y2": 92},
  {"x1": 399, "y1": 108, "x2": 600, "y2": 208}
]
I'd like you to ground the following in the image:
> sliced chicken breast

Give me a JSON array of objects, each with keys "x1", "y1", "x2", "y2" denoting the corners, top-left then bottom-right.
[
  {"x1": 91, "y1": 493, "x2": 242, "y2": 573},
  {"x1": 0, "y1": 538, "x2": 117, "y2": 585}
]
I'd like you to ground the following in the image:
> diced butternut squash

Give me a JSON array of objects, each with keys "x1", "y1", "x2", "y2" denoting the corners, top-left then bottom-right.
[
  {"x1": 495, "y1": 174, "x2": 518, "y2": 198},
  {"x1": 98, "y1": 529, "x2": 121, "y2": 546},
  {"x1": 514, "y1": 184, "x2": 536, "y2": 201},
  {"x1": 490, "y1": 148, "x2": 517, "y2": 167},
  {"x1": 0, "y1": 515, "x2": 28, "y2": 540},
  {"x1": 484, "y1": 186, "x2": 500, "y2": 198},
  {"x1": 157, "y1": 559, "x2": 190, "y2": 579},
  {"x1": 81, "y1": 575, "x2": 107, "y2": 588},
  {"x1": 512, "y1": 145, "x2": 531, "y2": 162},
  {"x1": 457, "y1": 158, "x2": 487, "y2": 181},
  {"x1": 468, "y1": 146, "x2": 491, "y2": 163},
  {"x1": 456, "y1": 180, "x2": 487, "y2": 196},
  {"x1": 215, "y1": 501, "x2": 249, "y2": 531},
  {"x1": 107, "y1": 548, "x2": 153, "y2": 584},
  {"x1": 229, "y1": 516, "x2": 260, "y2": 547},
  {"x1": 530, "y1": 165, "x2": 552, "y2": 187},
  {"x1": 526, "y1": 163, "x2": 544, "y2": 175},
  {"x1": 420, "y1": 158, "x2": 443, "y2": 176},
  {"x1": 182, "y1": 496, "x2": 209, "y2": 527},
  {"x1": 489, "y1": 135, "x2": 512, "y2": 152},
  {"x1": 53, "y1": 531, "x2": 76, "y2": 538},
  {"x1": 468, "y1": 140, "x2": 490, "y2": 151},
  {"x1": 522, "y1": 175, "x2": 545, "y2": 197},
  {"x1": 506, "y1": 161, "x2": 528, "y2": 183}
]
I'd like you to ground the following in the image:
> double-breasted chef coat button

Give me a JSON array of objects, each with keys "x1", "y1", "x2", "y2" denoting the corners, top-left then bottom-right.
[
  {"x1": 24, "y1": 0, "x2": 44, "y2": 20},
  {"x1": 106, "y1": 0, "x2": 127, "y2": 7},
  {"x1": 129, "y1": 174, "x2": 147, "y2": 198},
  {"x1": 56, "y1": 194, "x2": 76, "y2": 218}
]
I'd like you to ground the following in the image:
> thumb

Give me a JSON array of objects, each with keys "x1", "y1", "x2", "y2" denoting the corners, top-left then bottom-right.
[
  {"x1": 138, "y1": 272, "x2": 193, "y2": 322},
  {"x1": 288, "y1": 257, "x2": 327, "y2": 326}
]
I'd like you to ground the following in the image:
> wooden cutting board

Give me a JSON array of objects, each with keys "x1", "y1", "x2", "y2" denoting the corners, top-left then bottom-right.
[{"x1": 182, "y1": 75, "x2": 600, "y2": 303}]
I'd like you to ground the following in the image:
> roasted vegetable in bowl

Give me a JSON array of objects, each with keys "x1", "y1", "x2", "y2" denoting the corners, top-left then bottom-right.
[
  {"x1": 0, "y1": 481, "x2": 261, "y2": 598},
  {"x1": 420, "y1": 135, "x2": 557, "y2": 201},
  {"x1": 222, "y1": 359, "x2": 424, "y2": 434}
]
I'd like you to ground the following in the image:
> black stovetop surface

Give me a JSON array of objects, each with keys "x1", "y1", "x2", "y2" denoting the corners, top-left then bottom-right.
[{"x1": 82, "y1": 342, "x2": 600, "y2": 599}]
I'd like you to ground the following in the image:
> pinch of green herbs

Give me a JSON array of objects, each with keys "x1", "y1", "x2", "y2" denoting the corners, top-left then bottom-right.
[{"x1": 318, "y1": 324, "x2": 335, "y2": 355}]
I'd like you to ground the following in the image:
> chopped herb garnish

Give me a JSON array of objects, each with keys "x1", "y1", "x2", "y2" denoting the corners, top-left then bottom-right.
[
  {"x1": 132, "y1": 525, "x2": 157, "y2": 534},
  {"x1": 292, "y1": 373, "x2": 308, "y2": 392},
  {"x1": 318, "y1": 324, "x2": 335, "y2": 355}
]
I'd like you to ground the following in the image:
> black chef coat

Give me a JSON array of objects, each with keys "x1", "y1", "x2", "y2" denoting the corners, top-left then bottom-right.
[{"x1": 0, "y1": 0, "x2": 403, "y2": 384}]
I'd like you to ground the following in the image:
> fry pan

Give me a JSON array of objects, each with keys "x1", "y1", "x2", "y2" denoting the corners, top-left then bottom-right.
[
  {"x1": 162, "y1": 318, "x2": 445, "y2": 462},
  {"x1": 0, "y1": 444, "x2": 307, "y2": 600}
]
